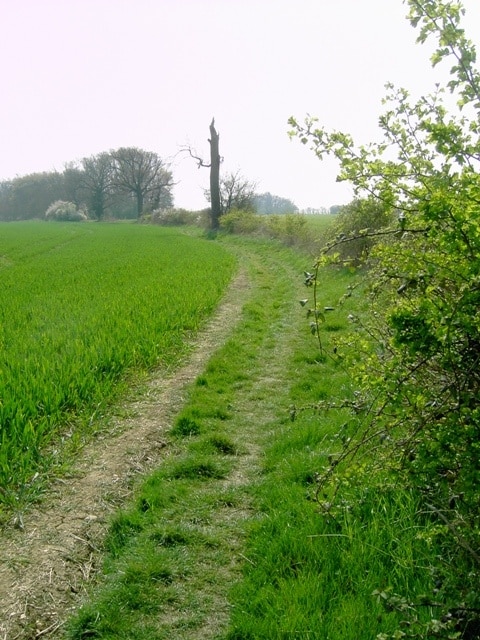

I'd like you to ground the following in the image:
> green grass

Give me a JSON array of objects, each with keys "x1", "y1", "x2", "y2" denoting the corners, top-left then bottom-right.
[
  {"x1": 64, "y1": 237, "x2": 306, "y2": 638},
  {"x1": 0, "y1": 222, "x2": 235, "y2": 515},
  {"x1": 1, "y1": 223, "x2": 443, "y2": 637},
  {"x1": 228, "y1": 447, "x2": 433, "y2": 638},
  {"x1": 63, "y1": 235, "x2": 437, "y2": 639},
  {"x1": 304, "y1": 213, "x2": 336, "y2": 234}
]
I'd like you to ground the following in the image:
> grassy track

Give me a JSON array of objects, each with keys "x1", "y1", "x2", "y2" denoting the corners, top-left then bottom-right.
[
  {"x1": 64, "y1": 235, "x2": 434, "y2": 639},
  {"x1": 0, "y1": 222, "x2": 235, "y2": 517},
  {"x1": 65, "y1": 236, "x2": 308, "y2": 639}
]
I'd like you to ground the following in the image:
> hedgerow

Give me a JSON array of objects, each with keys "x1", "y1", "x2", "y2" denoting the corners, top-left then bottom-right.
[{"x1": 290, "y1": 1, "x2": 480, "y2": 636}]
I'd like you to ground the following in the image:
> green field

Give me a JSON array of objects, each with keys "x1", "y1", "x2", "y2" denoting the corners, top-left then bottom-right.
[
  {"x1": 304, "y1": 213, "x2": 336, "y2": 234},
  {"x1": 0, "y1": 223, "x2": 463, "y2": 639},
  {"x1": 0, "y1": 222, "x2": 235, "y2": 514}
]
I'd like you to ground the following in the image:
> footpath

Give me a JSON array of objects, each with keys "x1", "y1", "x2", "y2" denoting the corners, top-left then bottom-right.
[{"x1": 0, "y1": 239, "x2": 309, "y2": 639}]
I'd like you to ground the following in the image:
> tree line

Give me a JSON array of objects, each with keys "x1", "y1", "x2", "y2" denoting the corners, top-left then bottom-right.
[
  {"x1": 0, "y1": 153, "x2": 298, "y2": 224},
  {"x1": 0, "y1": 118, "x2": 300, "y2": 225},
  {"x1": 0, "y1": 147, "x2": 174, "y2": 221}
]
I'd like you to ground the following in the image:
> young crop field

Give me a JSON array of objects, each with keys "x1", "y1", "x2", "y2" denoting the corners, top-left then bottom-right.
[
  {"x1": 0, "y1": 222, "x2": 235, "y2": 518},
  {"x1": 304, "y1": 213, "x2": 336, "y2": 235}
]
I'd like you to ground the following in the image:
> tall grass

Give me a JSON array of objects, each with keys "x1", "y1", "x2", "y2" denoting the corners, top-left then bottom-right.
[{"x1": 0, "y1": 222, "x2": 235, "y2": 514}]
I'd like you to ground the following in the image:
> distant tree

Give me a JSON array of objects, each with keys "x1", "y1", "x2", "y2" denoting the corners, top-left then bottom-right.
[
  {"x1": 329, "y1": 204, "x2": 343, "y2": 214},
  {"x1": 80, "y1": 153, "x2": 114, "y2": 220},
  {"x1": 1, "y1": 172, "x2": 65, "y2": 220},
  {"x1": 205, "y1": 170, "x2": 257, "y2": 214},
  {"x1": 0, "y1": 149, "x2": 173, "y2": 221},
  {"x1": 186, "y1": 118, "x2": 223, "y2": 230},
  {"x1": 221, "y1": 171, "x2": 257, "y2": 213},
  {"x1": 254, "y1": 192, "x2": 298, "y2": 215},
  {"x1": 255, "y1": 191, "x2": 273, "y2": 214},
  {"x1": 0, "y1": 181, "x2": 14, "y2": 220},
  {"x1": 110, "y1": 147, "x2": 173, "y2": 218},
  {"x1": 63, "y1": 163, "x2": 87, "y2": 208}
]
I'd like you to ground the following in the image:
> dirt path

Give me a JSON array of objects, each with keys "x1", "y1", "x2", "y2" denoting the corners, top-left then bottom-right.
[{"x1": 0, "y1": 269, "x2": 251, "y2": 640}]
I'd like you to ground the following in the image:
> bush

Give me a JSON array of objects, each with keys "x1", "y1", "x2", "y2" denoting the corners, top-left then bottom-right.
[
  {"x1": 220, "y1": 210, "x2": 312, "y2": 248},
  {"x1": 219, "y1": 209, "x2": 261, "y2": 234},
  {"x1": 150, "y1": 208, "x2": 208, "y2": 227},
  {"x1": 45, "y1": 200, "x2": 88, "y2": 222},
  {"x1": 263, "y1": 213, "x2": 308, "y2": 246},
  {"x1": 324, "y1": 197, "x2": 394, "y2": 264}
]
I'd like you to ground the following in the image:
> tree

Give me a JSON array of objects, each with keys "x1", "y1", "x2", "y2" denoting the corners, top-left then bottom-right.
[
  {"x1": 254, "y1": 192, "x2": 298, "y2": 215},
  {"x1": 0, "y1": 150, "x2": 172, "y2": 221},
  {"x1": 209, "y1": 119, "x2": 222, "y2": 229},
  {"x1": 80, "y1": 153, "x2": 114, "y2": 220},
  {"x1": 205, "y1": 170, "x2": 257, "y2": 214},
  {"x1": 111, "y1": 147, "x2": 173, "y2": 218},
  {"x1": 143, "y1": 171, "x2": 174, "y2": 211},
  {"x1": 0, "y1": 172, "x2": 65, "y2": 220},
  {"x1": 63, "y1": 163, "x2": 87, "y2": 208},
  {"x1": 290, "y1": 0, "x2": 480, "y2": 631},
  {"x1": 186, "y1": 118, "x2": 223, "y2": 230},
  {"x1": 220, "y1": 170, "x2": 257, "y2": 214}
]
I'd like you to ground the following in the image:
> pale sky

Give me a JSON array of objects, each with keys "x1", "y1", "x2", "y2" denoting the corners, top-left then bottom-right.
[{"x1": 2, "y1": 0, "x2": 480, "y2": 211}]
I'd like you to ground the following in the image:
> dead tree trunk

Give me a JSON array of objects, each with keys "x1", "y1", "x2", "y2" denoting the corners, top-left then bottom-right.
[
  {"x1": 184, "y1": 118, "x2": 222, "y2": 230},
  {"x1": 209, "y1": 119, "x2": 221, "y2": 230}
]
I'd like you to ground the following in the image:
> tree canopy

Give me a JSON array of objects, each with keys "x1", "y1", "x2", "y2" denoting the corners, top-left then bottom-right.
[
  {"x1": 111, "y1": 147, "x2": 173, "y2": 218},
  {"x1": 254, "y1": 191, "x2": 298, "y2": 215}
]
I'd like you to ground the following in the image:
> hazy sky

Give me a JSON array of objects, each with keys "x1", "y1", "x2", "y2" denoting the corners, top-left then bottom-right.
[{"x1": 2, "y1": 0, "x2": 480, "y2": 211}]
